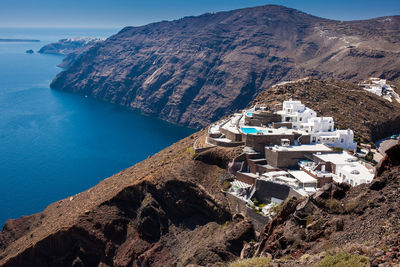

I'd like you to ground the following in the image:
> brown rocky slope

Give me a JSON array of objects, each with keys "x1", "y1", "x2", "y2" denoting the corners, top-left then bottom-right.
[
  {"x1": 0, "y1": 132, "x2": 254, "y2": 266},
  {"x1": 254, "y1": 78, "x2": 400, "y2": 143},
  {"x1": 50, "y1": 5, "x2": 400, "y2": 128}
]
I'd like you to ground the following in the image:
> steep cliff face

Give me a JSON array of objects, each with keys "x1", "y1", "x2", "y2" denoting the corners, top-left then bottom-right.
[
  {"x1": 50, "y1": 5, "x2": 400, "y2": 128},
  {"x1": 253, "y1": 78, "x2": 400, "y2": 143},
  {"x1": 0, "y1": 132, "x2": 255, "y2": 266}
]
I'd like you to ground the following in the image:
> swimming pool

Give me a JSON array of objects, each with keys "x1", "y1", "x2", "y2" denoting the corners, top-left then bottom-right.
[
  {"x1": 246, "y1": 112, "x2": 253, "y2": 117},
  {"x1": 241, "y1": 127, "x2": 261, "y2": 134}
]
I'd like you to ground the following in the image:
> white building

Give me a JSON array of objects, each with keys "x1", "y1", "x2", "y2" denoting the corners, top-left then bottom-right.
[
  {"x1": 360, "y1": 78, "x2": 400, "y2": 103},
  {"x1": 276, "y1": 100, "x2": 356, "y2": 150},
  {"x1": 313, "y1": 152, "x2": 375, "y2": 186},
  {"x1": 276, "y1": 100, "x2": 316, "y2": 129}
]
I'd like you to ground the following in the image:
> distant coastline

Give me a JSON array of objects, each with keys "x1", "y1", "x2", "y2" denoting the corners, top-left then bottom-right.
[{"x1": 0, "y1": 38, "x2": 40, "y2": 42}]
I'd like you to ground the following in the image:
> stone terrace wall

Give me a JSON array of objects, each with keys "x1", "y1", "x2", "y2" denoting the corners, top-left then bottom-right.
[
  {"x1": 226, "y1": 193, "x2": 269, "y2": 233},
  {"x1": 207, "y1": 137, "x2": 244, "y2": 147},
  {"x1": 236, "y1": 172, "x2": 257, "y2": 185},
  {"x1": 220, "y1": 127, "x2": 242, "y2": 142},
  {"x1": 243, "y1": 134, "x2": 295, "y2": 153},
  {"x1": 245, "y1": 112, "x2": 281, "y2": 127}
]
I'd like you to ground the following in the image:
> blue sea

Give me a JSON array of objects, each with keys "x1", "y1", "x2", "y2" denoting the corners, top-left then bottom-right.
[{"x1": 0, "y1": 28, "x2": 195, "y2": 227}]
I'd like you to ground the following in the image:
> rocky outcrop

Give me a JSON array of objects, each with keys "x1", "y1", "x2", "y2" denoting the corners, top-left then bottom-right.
[
  {"x1": 253, "y1": 78, "x2": 400, "y2": 142},
  {"x1": 39, "y1": 37, "x2": 104, "y2": 68},
  {"x1": 50, "y1": 5, "x2": 400, "y2": 128},
  {"x1": 0, "y1": 132, "x2": 255, "y2": 266}
]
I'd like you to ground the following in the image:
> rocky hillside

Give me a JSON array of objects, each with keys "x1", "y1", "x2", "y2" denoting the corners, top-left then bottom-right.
[
  {"x1": 0, "y1": 131, "x2": 255, "y2": 266},
  {"x1": 242, "y1": 141, "x2": 400, "y2": 266},
  {"x1": 39, "y1": 37, "x2": 103, "y2": 68},
  {"x1": 1, "y1": 130, "x2": 399, "y2": 266},
  {"x1": 253, "y1": 78, "x2": 400, "y2": 143},
  {"x1": 50, "y1": 5, "x2": 400, "y2": 128}
]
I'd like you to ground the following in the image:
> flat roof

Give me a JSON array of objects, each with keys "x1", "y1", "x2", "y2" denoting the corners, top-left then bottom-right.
[
  {"x1": 238, "y1": 172, "x2": 259, "y2": 178},
  {"x1": 258, "y1": 164, "x2": 280, "y2": 170},
  {"x1": 314, "y1": 152, "x2": 357, "y2": 165},
  {"x1": 263, "y1": 170, "x2": 289, "y2": 177},
  {"x1": 289, "y1": 170, "x2": 317, "y2": 183},
  {"x1": 340, "y1": 164, "x2": 374, "y2": 180},
  {"x1": 267, "y1": 143, "x2": 332, "y2": 152},
  {"x1": 274, "y1": 176, "x2": 297, "y2": 183}
]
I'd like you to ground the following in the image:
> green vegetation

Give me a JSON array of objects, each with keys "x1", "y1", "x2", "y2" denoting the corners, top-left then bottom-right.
[
  {"x1": 332, "y1": 147, "x2": 344, "y2": 153},
  {"x1": 353, "y1": 134, "x2": 361, "y2": 145},
  {"x1": 186, "y1": 146, "x2": 198, "y2": 159},
  {"x1": 315, "y1": 252, "x2": 369, "y2": 267},
  {"x1": 345, "y1": 199, "x2": 358, "y2": 213},
  {"x1": 306, "y1": 215, "x2": 314, "y2": 227},
  {"x1": 370, "y1": 142, "x2": 376, "y2": 149},
  {"x1": 325, "y1": 198, "x2": 342, "y2": 214},
  {"x1": 222, "y1": 180, "x2": 231, "y2": 191},
  {"x1": 270, "y1": 202, "x2": 284, "y2": 215},
  {"x1": 364, "y1": 152, "x2": 373, "y2": 162},
  {"x1": 228, "y1": 257, "x2": 272, "y2": 267},
  {"x1": 251, "y1": 197, "x2": 259, "y2": 206}
]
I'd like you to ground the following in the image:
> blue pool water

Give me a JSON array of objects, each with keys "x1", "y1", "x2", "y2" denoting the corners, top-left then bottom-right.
[
  {"x1": 241, "y1": 127, "x2": 260, "y2": 134},
  {"x1": 246, "y1": 112, "x2": 253, "y2": 117},
  {"x1": 0, "y1": 28, "x2": 195, "y2": 227}
]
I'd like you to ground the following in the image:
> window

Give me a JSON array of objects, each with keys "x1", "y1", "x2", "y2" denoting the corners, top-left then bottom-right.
[
  {"x1": 341, "y1": 139, "x2": 344, "y2": 143},
  {"x1": 299, "y1": 117, "x2": 302, "y2": 121}
]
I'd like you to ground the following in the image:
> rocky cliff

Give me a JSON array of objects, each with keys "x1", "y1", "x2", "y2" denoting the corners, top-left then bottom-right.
[
  {"x1": 253, "y1": 78, "x2": 400, "y2": 143},
  {"x1": 50, "y1": 5, "x2": 400, "y2": 128}
]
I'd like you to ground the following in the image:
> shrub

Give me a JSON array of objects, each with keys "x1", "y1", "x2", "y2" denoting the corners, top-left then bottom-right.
[
  {"x1": 270, "y1": 202, "x2": 284, "y2": 215},
  {"x1": 332, "y1": 147, "x2": 344, "y2": 153},
  {"x1": 325, "y1": 199, "x2": 342, "y2": 214},
  {"x1": 315, "y1": 252, "x2": 369, "y2": 267},
  {"x1": 345, "y1": 199, "x2": 358, "y2": 213},
  {"x1": 306, "y1": 215, "x2": 314, "y2": 227},
  {"x1": 251, "y1": 197, "x2": 259, "y2": 206},
  {"x1": 365, "y1": 152, "x2": 373, "y2": 162},
  {"x1": 229, "y1": 257, "x2": 272, "y2": 267},
  {"x1": 222, "y1": 180, "x2": 231, "y2": 191},
  {"x1": 370, "y1": 143, "x2": 376, "y2": 149},
  {"x1": 186, "y1": 146, "x2": 198, "y2": 158}
]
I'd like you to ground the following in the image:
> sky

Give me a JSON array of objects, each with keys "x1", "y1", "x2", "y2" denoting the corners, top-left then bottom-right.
[{"x1": 0, "y1": 0, "x2": 399, "y2": 29}]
